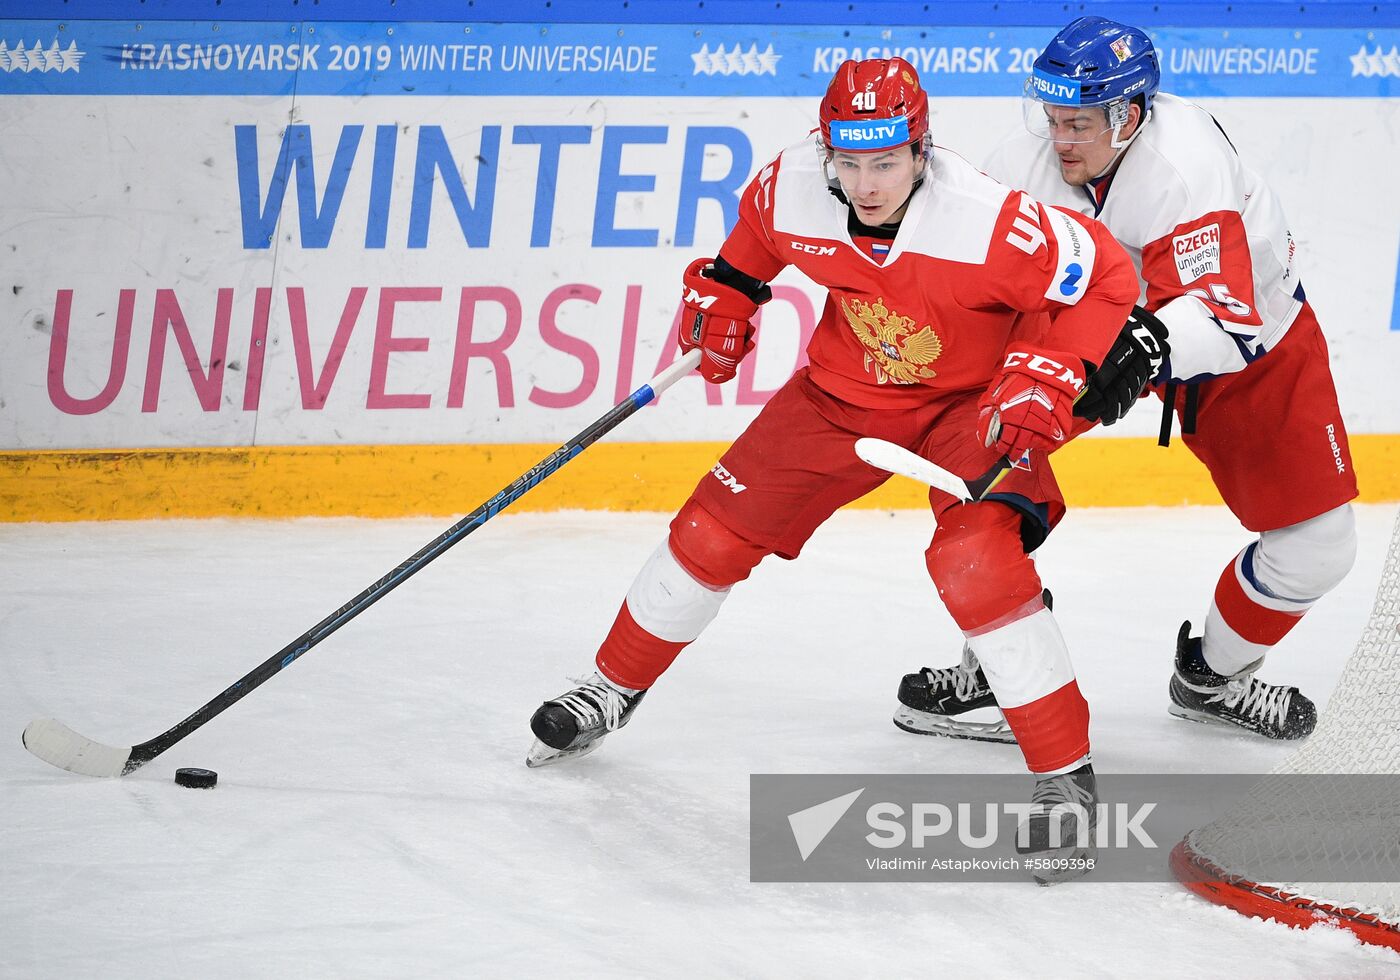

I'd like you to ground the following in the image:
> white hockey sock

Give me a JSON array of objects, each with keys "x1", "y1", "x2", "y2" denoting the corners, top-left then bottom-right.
[
  {"x1": 967, "y1": 606, "x2": 1089, "y2": 773},
  {"x1": 624, "y1": 540, "x2": 731, "y2": 643},
  {"x1": 1203, "y1": 505, "x2": 1357, "y2": 677}
]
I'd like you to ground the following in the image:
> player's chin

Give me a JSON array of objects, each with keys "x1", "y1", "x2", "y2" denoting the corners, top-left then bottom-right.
[{"x1": 1057, "y1": 162, "x2": 1090, "y2": 186}]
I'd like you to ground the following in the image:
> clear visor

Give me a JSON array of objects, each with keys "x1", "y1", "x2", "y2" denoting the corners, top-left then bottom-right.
[
  {"x1": 817, "y1": 135, "x2": 931, "y2": 192},
  {"x1": 829, "y1": 150, "x2": 917, "y2": 191},
  {"x1": 1021, "y1": 78, "x2": 1129, "y2": 144}
]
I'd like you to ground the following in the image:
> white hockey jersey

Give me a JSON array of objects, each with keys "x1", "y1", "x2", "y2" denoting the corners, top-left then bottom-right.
[{"x1": 983, "y1": 93, "x2": 1305, "y2": 383}]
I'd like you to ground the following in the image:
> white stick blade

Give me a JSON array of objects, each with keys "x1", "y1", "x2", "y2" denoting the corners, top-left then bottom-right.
[
  {"x1": 853, "y1": 438, "x2": 972, "y2": 501},
  {"x1": 22, "y1": 719, "x2": 132, "y2": 777}
]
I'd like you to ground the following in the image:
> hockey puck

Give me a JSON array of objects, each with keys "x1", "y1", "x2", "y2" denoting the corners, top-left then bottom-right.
[{"x1": 174, "y1": 767, "x2": 218, "y2": 789}]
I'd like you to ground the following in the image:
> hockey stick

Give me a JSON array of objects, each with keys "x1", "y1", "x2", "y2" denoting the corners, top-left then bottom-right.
[
  {"x1": 854, "y1": 438, "x2": 1014, "y2": 502},
  {"x1": 856, "y1": 386, "x2": 1091, "y2": 500},
  {"x1": 22, "y1": 349, "x2": 703, "y2": 778}
]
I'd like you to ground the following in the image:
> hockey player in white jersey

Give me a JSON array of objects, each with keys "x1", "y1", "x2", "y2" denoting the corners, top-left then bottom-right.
[{"x1": 895, "y1": 16, "x2": 1358, "y2": 743}]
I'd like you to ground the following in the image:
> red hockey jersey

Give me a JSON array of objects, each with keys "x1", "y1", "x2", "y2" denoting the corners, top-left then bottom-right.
[{"x1": 717, "y1": 137, "x2": 1139, "y2": 409}]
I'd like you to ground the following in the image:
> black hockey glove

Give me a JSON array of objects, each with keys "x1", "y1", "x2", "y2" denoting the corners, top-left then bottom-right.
[{"x1": 1073, "y1": 305, "x2": 1170, "y2": 426}]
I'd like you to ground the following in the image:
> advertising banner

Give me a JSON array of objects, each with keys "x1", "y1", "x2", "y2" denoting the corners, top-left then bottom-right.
[{"x1": 2, "y1": 20, "x2": 1398, "y2": 453}]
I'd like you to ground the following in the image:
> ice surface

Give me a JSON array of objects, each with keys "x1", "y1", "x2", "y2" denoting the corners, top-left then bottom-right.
[{"x1": 4, "y1": 505, "x2": 1399, "y2": 977}]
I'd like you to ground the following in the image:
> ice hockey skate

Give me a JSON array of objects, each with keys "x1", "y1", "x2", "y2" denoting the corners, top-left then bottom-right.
[
  {"x1": 1167, "y1": 621, "x2": 1317, "y2": 740},
  {"x1": 1015, "y1": 762, "x2": 1098, "y2": 885},
  {"x1": 892, "y1": 591, "x2": 1055, "y2": 743},
  {"x1": 525, "y1": 672, "x2": 647, "y2": 768},
  {"x1": 892, "y1": 644, "x2": 1014, "y2": 743}
]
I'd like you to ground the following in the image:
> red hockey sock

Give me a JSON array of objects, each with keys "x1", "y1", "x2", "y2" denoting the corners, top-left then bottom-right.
[
  {"x1": 596, "y1": 601, "x2": 689, "y2": 692},
  {"x1": 596, "y1": 503, "x2": 765, "y2": 691},
  {"x1": 999, "y1": 680, "x2": 1091, "y2": 774}
]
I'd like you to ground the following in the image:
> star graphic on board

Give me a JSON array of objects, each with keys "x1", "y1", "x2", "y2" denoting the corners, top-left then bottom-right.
[
  {"x1": 690, "y1": 43, "x2": 711, "y2": 75},
  {"x1": 1350, "y1": 43, "x2": 1400, "y2": 77},
  {"x1": 41, "y1": 40, "x2": 64, "y2": 71},
  {"x1": 1350, "y1": 44, "x2": 1371, "y2": 76},
  {"x1": 690, "y1": 40, "x2": 781, "y2": 76},
  {"x1": 0, "y1": 38, "x2": 84, "y2": 72},
  {"x1": 8, "y1": 41, "x2": 29, "y2": 71}
]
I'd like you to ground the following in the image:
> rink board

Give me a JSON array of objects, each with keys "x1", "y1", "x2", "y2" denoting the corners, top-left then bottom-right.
[{"x1": 1, "y1": 18, "x2": 1397, "y2": 517}]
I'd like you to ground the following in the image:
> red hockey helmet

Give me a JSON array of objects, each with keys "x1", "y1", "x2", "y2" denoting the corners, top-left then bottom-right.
[{"x1": 819, "y1": 57, "x2": 930, "y2": 154}]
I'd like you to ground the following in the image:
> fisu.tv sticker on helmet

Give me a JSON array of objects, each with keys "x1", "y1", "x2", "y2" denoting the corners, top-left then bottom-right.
[
  {"x1": 1172, "y1": 223, "x2": 1222, "y2": 284},
  {"x1": 828, "y1": 115, "x2": 911, "y2": 150},
  {"x1": 1028, "y1": 69, "x2": 1081, "y2": 105}
]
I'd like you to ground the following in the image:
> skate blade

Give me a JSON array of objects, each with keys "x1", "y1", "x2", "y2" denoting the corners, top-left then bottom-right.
[
  {"x1": 892, "y1": 705, "x2": 1016, "y2": 744},
  {"x1": 1028, "y1": 846, "x2": 1098, "y2": 886},
  {"x1": 525, "y1": 736, "x2": 605, "y2": 768},
  {"x1": 1167, "y1": 704, "x2": 1283, "y2": 738}
]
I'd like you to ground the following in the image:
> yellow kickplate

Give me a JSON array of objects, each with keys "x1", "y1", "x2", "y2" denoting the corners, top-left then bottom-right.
[{"x1": 2, "y1": 435, "x2": 1395, "y2": 522}]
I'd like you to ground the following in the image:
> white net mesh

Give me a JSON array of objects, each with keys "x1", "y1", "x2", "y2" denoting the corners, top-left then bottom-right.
[{"x1": 1181, "y1": 507, "x2": 1400, "y2": 930}]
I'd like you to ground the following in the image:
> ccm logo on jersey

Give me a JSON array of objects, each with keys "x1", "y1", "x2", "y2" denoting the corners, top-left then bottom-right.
[
  {"x1": 1172, "y1": 223, "x2": 1222, "y2": 285},
  {"x1": 1002, "y1": 351, "x2": 1085, "y2": 391},
  {"x1": 790, "y1": 241, "x2": 838, "y2": 256},
  {"x1": 710, "y1": 462, "x2": 747, "y2": 493}
]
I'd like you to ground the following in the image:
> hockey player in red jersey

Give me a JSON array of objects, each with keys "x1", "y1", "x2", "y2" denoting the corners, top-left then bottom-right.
[
  {"x1": 895, "y1": 17, "x2": 1359, "y2": 744},
  {"x1": 526, "y1": 57, "x2": 1140, "y2": 869}
]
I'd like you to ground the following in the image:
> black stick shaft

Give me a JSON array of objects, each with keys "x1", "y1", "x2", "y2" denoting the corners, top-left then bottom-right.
[
  {"x1": 968, "y1": 455, "x2": 1014, "y2": 501},
  {"x1": 123, "y1": 351, "x2": 701, "y2": 771}
]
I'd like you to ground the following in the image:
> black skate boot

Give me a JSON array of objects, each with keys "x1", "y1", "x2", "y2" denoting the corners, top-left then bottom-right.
[
  {"x1": 1167, "y1": 621, "x2": 1316, "y2": 740},
  {"x1": 1014, "y1": 762, "x2": 1098, "y2": 885},
  {"x1": 526, "y1": 672, "x2": 647, "y2": 768},
  {"x1": 892, "y1": 646, "x2": 1012, "y2": 742},
  {"x1": 891, "y1": 590, "x2": 1053, "y2": 744}
]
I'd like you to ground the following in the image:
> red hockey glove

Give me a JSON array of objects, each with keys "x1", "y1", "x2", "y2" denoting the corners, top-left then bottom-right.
[
  {"x1": 679, "y1": 257, "x2": 758, "y2": 384},
  {"x1": 977, "y1": 346, "x2": 1087, "y2": 458}
]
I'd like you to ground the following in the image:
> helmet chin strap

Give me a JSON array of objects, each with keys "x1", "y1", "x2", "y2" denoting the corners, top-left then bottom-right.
[
  {"x1": 1093, "y1": 108, "x2": 1152, "y2": 179},
  {"x1": 893, "y1": 174, "x2": 926, "y2": 214}
]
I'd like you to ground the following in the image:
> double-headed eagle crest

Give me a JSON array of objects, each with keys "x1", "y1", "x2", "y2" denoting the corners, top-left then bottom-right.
[{"x1": 839, "y1": 295, "x2": 943, "y2": 385}]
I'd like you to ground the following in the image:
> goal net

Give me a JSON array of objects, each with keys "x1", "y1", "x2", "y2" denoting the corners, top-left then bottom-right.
[{"x1": 1171, "y1": 507, "x2": 1400, "y2": 952}]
